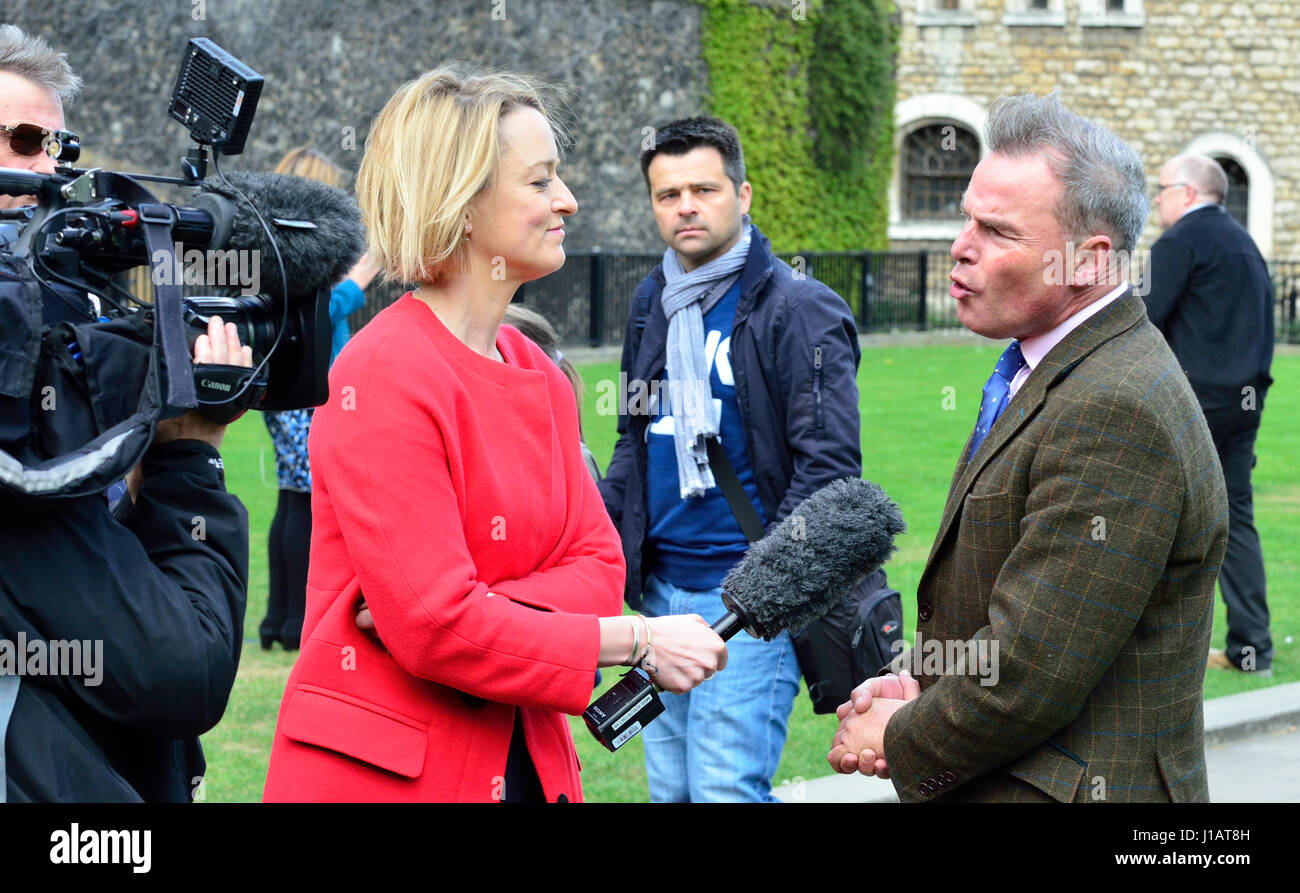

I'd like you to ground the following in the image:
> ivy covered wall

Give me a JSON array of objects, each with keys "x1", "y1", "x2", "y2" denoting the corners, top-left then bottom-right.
[{"x1": 700, "y1": 0, "x2": 897, "y2": 252}]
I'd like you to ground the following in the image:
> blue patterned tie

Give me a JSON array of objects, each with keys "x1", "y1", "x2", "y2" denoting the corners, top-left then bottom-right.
[{"x1": 968, "y1": 340, "x2": 1026, "y2": 459}]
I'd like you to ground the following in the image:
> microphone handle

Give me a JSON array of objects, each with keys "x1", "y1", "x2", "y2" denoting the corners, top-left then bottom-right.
[
  {"x1": 710, "y1": 610, "x2": 747, "y2": 641},
  {"x1": 640, "y1": 611, "x2": 741, "y2": 696},
  {"x1": 583, "y1": 602, "x2": 751, "y2": 752}
]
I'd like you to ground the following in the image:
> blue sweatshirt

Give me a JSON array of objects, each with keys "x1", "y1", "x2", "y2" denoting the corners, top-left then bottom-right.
[{"x1": 645, "y1": 281, "x2": 768, "y2": 590}]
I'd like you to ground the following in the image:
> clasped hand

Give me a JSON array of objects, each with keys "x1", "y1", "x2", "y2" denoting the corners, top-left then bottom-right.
[{"x1": 825, "y1": 671, "x2": 920, "y2": 779}]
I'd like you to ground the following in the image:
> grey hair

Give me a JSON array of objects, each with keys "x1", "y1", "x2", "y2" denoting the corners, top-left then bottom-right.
[
  {"x1": 0, "y1": 24, "x2": 82, "y2": 103},
  {"x1": 1170, "y1": 154, "x2": 1229, "y2": 203},
  {"x1": 985, "y1": 92, "x2": 1147, "y2": 252}
]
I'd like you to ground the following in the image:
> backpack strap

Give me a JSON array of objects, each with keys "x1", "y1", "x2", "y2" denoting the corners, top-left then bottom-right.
[{"x1": 705, "y1": 437, "x2": 765, "y2": 543}]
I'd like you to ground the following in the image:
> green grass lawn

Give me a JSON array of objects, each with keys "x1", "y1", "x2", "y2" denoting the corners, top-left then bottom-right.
[{"x1": 201, "y1": 344, "x2": 1299, "y2": 802}]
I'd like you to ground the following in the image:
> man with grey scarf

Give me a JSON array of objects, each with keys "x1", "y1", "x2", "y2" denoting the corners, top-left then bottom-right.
[{"x1": 599, "y1": 117, "x2": 864, "y2": 802}]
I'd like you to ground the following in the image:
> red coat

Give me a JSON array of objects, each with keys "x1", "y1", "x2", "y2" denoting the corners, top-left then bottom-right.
[{"x1": 263, "y1": 295, "x2": 625, "y2": 802}]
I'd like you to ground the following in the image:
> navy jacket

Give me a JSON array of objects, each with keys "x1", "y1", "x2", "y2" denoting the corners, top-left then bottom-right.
[
  {"x1": 1, "y1": 439, "x2": 248, "y2": 802},
  {"x1": 1144, "y1": 204, "x2": 1274, "y2": 413},
  {"x1": 598, "y1": 227, "x2": 862, "y2": 607}
]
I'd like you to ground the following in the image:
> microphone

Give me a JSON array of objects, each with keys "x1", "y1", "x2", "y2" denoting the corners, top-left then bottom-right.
[
  {"x1": 584, "y1": 477, "x2": 905, "y2": 751},
  {"x1": 196, "y1": 170, "x2": 365, "y2": 302}
]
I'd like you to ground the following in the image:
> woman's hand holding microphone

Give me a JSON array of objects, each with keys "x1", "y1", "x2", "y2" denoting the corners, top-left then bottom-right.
[{"x1": 597, "y1": 614, "x2": 727, "y2": 694}]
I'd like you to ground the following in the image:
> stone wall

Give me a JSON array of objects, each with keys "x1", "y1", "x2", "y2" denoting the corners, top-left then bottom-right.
[
  {"x1": 13, "y1": 0, "x2": 709, "y2": 252},
  {"x1": 19, "y1": 2, "x2": 1294, "y2": 259},
  {"x1": 893, "y1": 0, "x2": 1299, "y2": 259}
]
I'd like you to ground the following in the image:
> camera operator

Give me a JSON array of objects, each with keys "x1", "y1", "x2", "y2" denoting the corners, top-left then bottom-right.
[{"x1": 0, "y1": 24, "x2": 252, "y2": 803}]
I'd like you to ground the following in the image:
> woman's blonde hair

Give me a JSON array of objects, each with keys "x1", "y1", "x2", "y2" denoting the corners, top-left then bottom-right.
[
  {"x1": 274, "y1": 146, "x2": 343, "y2": 188},
  {"x1": 356, "y1": 64, "x2": 564, "y2": 285}
]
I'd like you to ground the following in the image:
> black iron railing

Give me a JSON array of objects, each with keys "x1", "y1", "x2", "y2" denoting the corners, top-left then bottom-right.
[{"x1": 344, "y1": 250, "x2": 1300, "y2": 348}]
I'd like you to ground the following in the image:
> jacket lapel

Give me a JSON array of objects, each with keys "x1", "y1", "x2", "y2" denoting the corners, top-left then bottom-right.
[{"x1": 922, "y1": 291, "x2": 1148, "y2": 572}]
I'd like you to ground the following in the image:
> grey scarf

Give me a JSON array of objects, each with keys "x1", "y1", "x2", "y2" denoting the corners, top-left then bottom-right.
[{"x1": 659, "y1": 220, "x2": 752, "y2": 498}]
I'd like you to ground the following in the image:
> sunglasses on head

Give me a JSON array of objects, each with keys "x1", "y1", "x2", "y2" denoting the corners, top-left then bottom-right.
[{"x1": 1, "y1": 122, "x2": 80, "y2": 161}]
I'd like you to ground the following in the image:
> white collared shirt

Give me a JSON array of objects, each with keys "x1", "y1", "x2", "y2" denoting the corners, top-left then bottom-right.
[
  {"x1": 1180, "y1": 201, "x2": 1216, "y2": 219},
  {"x1": 1008, "y1": 281, "x2": 1130, "y2": 399}
]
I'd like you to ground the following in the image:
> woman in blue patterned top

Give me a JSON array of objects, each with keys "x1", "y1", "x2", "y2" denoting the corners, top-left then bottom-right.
[{"x1": 260, "y1": 147, "x2": 379, "y2": 651}]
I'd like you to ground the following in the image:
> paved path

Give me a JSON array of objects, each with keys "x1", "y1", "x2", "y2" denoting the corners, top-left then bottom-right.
[{"x1": 1206, "y1": 727, "x2": 1300, "y2": 803}]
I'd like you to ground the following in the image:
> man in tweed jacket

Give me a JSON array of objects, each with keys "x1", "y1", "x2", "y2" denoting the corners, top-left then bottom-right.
[{"x1": 827, "y1": 94, "x2": 1228, "y2": 802}]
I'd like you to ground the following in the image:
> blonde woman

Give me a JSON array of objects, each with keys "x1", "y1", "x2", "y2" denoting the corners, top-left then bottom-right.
[{"x1": 263, "y1": 66, "x2": 726, "y2": 802}]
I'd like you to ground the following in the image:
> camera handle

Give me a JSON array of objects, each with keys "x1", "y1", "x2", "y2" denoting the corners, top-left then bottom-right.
[{"x1": 192, "y1": 362, "x2": 267, "y2": 424}]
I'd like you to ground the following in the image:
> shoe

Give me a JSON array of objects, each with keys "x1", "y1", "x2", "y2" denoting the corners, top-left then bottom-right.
[
  {"x1": 258, "y1": 619, "x2": 283, "y2": 651},
  {"x1": 1206, "y1": 649, "x2": 1233, "y2": 671},
  {"x1": 1207, "y1": 648, "x2": 1273, "y2": 678},
  {"x1": 280, "y1": 620, "x2": 302, "y2": 652}
]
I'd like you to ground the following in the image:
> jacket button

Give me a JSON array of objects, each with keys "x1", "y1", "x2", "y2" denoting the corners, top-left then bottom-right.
[
  {"x1": 918, "y1": 602, "x2": 934, "y2": 622},
  {"x1": 557, "y1": 794, "x2": 570, "y2": 804}
]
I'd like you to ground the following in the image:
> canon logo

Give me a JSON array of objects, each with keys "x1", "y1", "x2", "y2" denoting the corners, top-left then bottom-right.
[{"x1": 201, "y1": 379, "x2": 232, "y2": 392}]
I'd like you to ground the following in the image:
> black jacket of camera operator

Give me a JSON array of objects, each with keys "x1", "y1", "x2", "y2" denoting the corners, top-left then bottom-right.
[
  {"x1": 0, "y1": 438, "x2": 249, "y2": 802},
  {"x1": 0, "y1": 255, "x2": 249, "y2": 802}
]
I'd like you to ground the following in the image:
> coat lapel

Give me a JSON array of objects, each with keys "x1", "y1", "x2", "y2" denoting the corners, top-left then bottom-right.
[{"x1": 921, "y1": 291, "x2": 1149, "y2": 573}]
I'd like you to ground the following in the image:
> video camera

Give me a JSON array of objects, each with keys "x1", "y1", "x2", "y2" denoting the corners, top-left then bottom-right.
[{"x1": 0, "y1": 39, "x2": 365, "y2": 503}]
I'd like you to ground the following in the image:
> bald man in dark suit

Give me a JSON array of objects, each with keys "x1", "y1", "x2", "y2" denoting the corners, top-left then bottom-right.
[{"x1": 1146, "y1": 154, "x2": 1274, "y2": 678}]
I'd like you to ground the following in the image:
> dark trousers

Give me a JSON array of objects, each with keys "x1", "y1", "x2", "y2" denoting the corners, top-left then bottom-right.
[
  {"x1": 1205, "y1": 399, "x2": 1272, "y2": 671},
  {"x1": 261, "y1": 488, "x2": 312, "y2": 646}
]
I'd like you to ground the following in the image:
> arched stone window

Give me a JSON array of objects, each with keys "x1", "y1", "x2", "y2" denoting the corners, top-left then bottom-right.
[
  {"x1": 1181, "y1": 132, "x2": 1273, "y2": 255},
  {"x1": 902, "y1": 123, "x2": 979, "y2": 220},
  {"x1": 890, "y1": 94, "x2": 988, "y2": 242}
]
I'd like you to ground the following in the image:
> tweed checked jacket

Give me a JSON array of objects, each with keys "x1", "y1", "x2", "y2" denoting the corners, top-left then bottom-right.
[{"x1": 883, "y1": 292, "x2": 1228, "y2": 802}]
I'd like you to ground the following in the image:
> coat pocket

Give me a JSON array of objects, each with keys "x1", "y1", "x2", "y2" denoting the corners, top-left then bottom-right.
[
  {"x1": 959, "y1": 490, "x2": 1021, "y2": 585},
  {"x1": 1006, "y1": 741, "x2": 1088, "y2": 802},
  {"x1": 280, "y1": 684, "x2": 428, "y2": 778},
  {"x1": 1155, "y1": 743, "x2": 1209, "y2": 803}
]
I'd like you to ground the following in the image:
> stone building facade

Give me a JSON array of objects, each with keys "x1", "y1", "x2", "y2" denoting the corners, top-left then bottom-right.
[
  {"x1": 15, "y1": 1, "x2": 1296, "y2": 260},
  {"x1": 15, "y1": 0, "x2": 708, "y2": 253},
  {"x1": 890, "y1": 0, "x2": 1298, "y2": 260}
]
